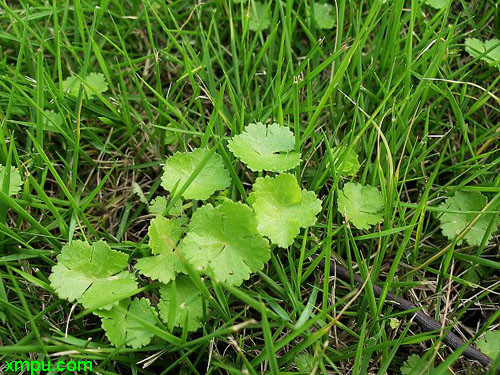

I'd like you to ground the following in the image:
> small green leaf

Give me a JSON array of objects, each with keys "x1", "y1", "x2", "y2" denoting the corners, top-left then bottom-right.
[
  {"x1": 158, "y1": 276, "x2": 204, "y2": 332},
  {"x1": 135, "y1": 216, "x2": 186, "y2": 284},
  {"x1": 180, "y1": 200, "x2": 270, "y2": 285},
  {"x1": 85, "y1": 72, "x2": 108, "y2": 95},
  {"x1": 161, "y1": 149, "x2": 231, "y2": 200},
  {"x1": 436, "y1": 191, "x2": 499, "y2": 246},
  {"x1": 148, "y1": 196, "x2": 183, "y2": 216},
  {"x1": 400, "y1": 354, "x2": 449, "y2": 375},
  {"x1": 148, "y1": 216, "x2": 185, "y2": 255},
  {"x1": 149, "y1": 196, "x2": 168, "y2": 215},
  {"x1": 248, "y1": 1, "x2": 271, "y2": 31},
  {"x1": 49, "y1": 240, "x2": 137, "y2": 310},
  {"x1": 465, "y1": 38, "x2": 500, "y2": 67},
  {"x1": 476, "y1": 331, "x2": 500, "y2": 360},
  {"x1": 249, "y1": 173, "x2": 322, "y2": 248},
  {"x1": 132, "y1": 182, "x2": 148, "y2": 205},
  {"x1": 329, "y1": 146, "x2": 361, "y2": 177},
  {"x1": 62, "y1": 72, "x2": 108, "y2": 99},
  {"x1": 337, "y1": 182, "x2": 384, "y2": 230},
  {"x1": 312, "y1": 2, "x2": 335, "y2": 29},
  {"x1": 42, "y1": 109, "x2": 63, "y2": 133},
  {"x1": 0, "y1": 164, "x2": 23, "y2": 196},
  {"x1": 424, "y1": 0, "x2": 450, "y2": 9},
  {"x1": 96, "y1": 297, "x2": 157, "y2": 348},
  {"x1": 389, "y1": 318, "x2": 400, "y2": 329},
  {"x1": 400, "y1": 354, "x2": 429, "y2": 375},
  {"x1": 294, "y1": 353, "x2": 315, "y2": 372},
  {"x1": 228, "y1": 122, "x2": 300, "y2": 172}
]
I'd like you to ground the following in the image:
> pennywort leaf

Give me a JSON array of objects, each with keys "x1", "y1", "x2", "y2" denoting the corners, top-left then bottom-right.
[
  {"x1": 228, "y1": 122, "x2": 300, "y2": 172},
  {"x1": 62, "y1": 72, "x2": 108, "y2": 99},
  {"x1": 148, "y1": 196, "x2": 183, "y2": 216},
  {"x1": 248, "y1": 1, "x2": 271, "y2": 31},
  {"x1": 329, "y1": 146, "x2": 361, "y2": 177},
  {"x1": 49, "y1": 240, "x2": 137, "y2": 310},
  {"x1": 179, "y1": 200, "x2": 270, "y2": 285},
  {"x1": 400, "y1": 354, "x2": 441, "y2": 375},
  {"x1": 249, "y1": 173, "x2": 322, "y2": 248},
  {"x1": 337, "y1": 182, "x2": 384, "y2": 230},
  {"x1": 96, "y1": 297, "x2": 158, "y2": 348},
  {"x1": 436, "y1": 191, "x2": 499, "y2": 246},
  {"x1": 476, "y1": 331, "x2": 500, "y2": 360},
  {"x1": 465, "y1": 38, "x2": 500, "y2": 67},
  {"x1": 135, "y1": 216, "x2": 186, "y2": 284},
  {"x1": 161, "y1": 149, "x2": 231, "y2": 200},
  {"x1": 0, "y1": 164, "x2": 23, "y2": 196},
  {"x1": 312, "y1": 2, "x2": 335, "y2": 29},
  {"x1": 424, "y1": 0, "x2": 450, "y2": 10},
  {"x1": 158, "y1": 276, "x2": 204, "y2": 332}
]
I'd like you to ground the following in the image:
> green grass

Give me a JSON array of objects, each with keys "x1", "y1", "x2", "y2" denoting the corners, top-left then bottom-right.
[{"x1": 0, "y1": 0, "x2": 499, "y2": 374}]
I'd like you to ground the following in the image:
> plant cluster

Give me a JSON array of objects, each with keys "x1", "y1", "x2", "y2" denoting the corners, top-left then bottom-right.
[{"x1": 16, "y1": 121, "x2": 493, "y2": 348}]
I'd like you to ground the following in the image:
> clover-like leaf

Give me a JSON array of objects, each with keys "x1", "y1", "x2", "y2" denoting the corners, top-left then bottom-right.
[
  {"x1": 249, "y1": 173, "x2": 322, "y2": 248},
  {"x1": 337, "y1": 182, "x2": 384, "y2": 230},
  {"x1": 248, "y1": 1, "x2": 271, "y2": 31},
  {"x1": 436, "y1": 191, "x2": 499, "y2": 246},
  {"x1": 312, "y1": 2, "x2": 335, "y2": 29},
  {"x1": 329, "y1": 146, "x2": 361, "y2": 177},
  {"x1": 96, "y1": 297, "x2": 157, "y2": 348},
  {"x1": 161, "y1": 149, "x2": 231, "y2": 200},
  {"x1": 62, "y1": 72, "x2": 108, "y2": 99},
  {"x1": 158, "y1": 276, "x2": 204, "y2": 331},
  {"x1": 179, "y1": 200, "x2": 270, "y2": 285},
  {"x1": 49, "y1": 240, "x2": 137, "y2": 310},
  {"x1": 465, "y1": 38, "x2": 500, "y2": 67},
  {"x1": 476, "y1": 331, "x2": 500, "y2": 360},
  {"x1": 228, "y1": 122, "x2": 300, "y2": 172},
  {"x1": 135, "y1": 216, "x2": 186, "y2": 284},
  {"x1": 0, "y1": 164, "x2": 23, "y2": 196}
]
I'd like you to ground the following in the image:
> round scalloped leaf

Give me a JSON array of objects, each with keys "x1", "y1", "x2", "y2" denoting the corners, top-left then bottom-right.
[
  {"x1": 49, "y1": 240, "x2": 137, "y2": 310},
  {"x1": 135, "y1": 216, "x2": 186, "y2": 284},
  {"x1": 161, "y1": 149, "x2": 231, "y2": 200},
  {"x1": 424, "y1": 0, "x2": 450, "y2": 9},
  {"x1": 337, "y1": 182, "x2": 384, "y2": 230},
  {"x1": 158, "y1": 276, "x2": 204, "y2": 332},
  {"x1": 179, "y1": 200, "x2": 270, "y2": 285},
  {"x1": 148, "y1": 215, "x2": 185, "y2": 255},
  {"x1": 248, "y1": 1, "x2": 271, "y2": 31},
  {"x1": 62, "y1": 72, "x2": 108, "y2": 99},
  {"x1": 465, "y1": 38, "x2": 500, "y2": 67},
  {"x1": 476, "y1": 331, "x2": 500, "y2": 360},
  {"x1": 0, "y1": 164, "x2": 23, "y2": 196},
  {"x1": 249, "y1": 173, "x2": 322, "y2": 248},
  {"x1": 329, "y1": 146, "x2": 361, "y2": 177},
  {"x1": 312, "y1": 2, "x2": 335, "y2": 29},
  {"x1": 228, "y1": 122, "x2": 300, "y2": 172},
  {"x1": 148, "y1": 196, "x2": 183, "y2": 216},
  {"x1": 436, "y1": 191, "x2": 499, "y2": 246},
  {"x1": 96, "y1": 297, "x2": 158, "y2": 348},
  {"x1": 42, "y1": 110, "x2": 64, "y2": 133}
]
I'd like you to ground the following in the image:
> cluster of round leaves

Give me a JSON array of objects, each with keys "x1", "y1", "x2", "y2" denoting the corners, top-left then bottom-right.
[
  {"x1": 49, "y1": 122, "x2": 322, "y2": 348},
  {"x1": 46, "y1": 123, "x2": 500, "y2": 349}
]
